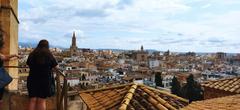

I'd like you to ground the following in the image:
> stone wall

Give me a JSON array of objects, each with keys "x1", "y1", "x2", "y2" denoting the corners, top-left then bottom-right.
[
  {"x1": 10, "y1": 94, "x2": 56, "y2": 110},
  {"x1": 2, "y1": 92, "x2": 56, "y2": 110},
  {"x1": 68, "y1": 100, "x2": 88, "y2": 110},
  {"x1": 0, "y1": 0, "x2": 19, "y2": 91},
  {"x1": 68, "y1": 94, "x2": 88, "y2": 110},
  {"x1": 3, "y1": 91, "x2": 56, "y2": 110},
  {"x1": 2, "y1": 92, "x2": 87, "y2": 110}
]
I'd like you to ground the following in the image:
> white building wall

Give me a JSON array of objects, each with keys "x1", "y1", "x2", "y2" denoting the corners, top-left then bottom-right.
[
  {"x1": 149, "y1": 60, "x2": 160, "y2": 69},
  {"x1": 162, "y1": 75, "x2": 174, "y2": 88},
  {"x1": 68, "y1": 79, "x2": 80, "y2": 87}
]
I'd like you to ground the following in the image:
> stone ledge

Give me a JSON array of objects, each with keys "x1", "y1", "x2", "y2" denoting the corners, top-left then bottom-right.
[{"x1": 2, "y1": 92, "x2": 56, "y2": 110}]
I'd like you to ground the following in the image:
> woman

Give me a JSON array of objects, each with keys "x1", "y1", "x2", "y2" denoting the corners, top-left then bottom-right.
[
  {"x1": 0, "y1": 29, "x2": 19, "y2": 109},
  {"x1": 27, "y1": 40, "x2": 58, "y2": 110}
]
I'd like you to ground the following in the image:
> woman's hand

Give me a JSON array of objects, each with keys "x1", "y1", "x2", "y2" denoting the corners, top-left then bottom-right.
[
  {"x1": 9, "y1": 54, "x2": 20, "y2": 60},
  {"x1": 12, "y1": 54, "x2": 20, "y2": 59},
  {"x1": 0, "y1": 54, "x2": 21, "y2": 61}
]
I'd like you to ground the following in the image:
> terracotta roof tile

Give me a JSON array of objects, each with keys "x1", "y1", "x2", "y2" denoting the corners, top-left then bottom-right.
[
  {"x1": 202, "y1": 77, "x2": 240, "y2": 94},
  {"x1": 79, "y1": 84, "x2": 131, "y2": 109},
  {"x1": 181, "y1": 94, "x2": 240, "y2": 110},
  {"x1": 79, "y1": 83, "x2": 189, "y2": 110}
]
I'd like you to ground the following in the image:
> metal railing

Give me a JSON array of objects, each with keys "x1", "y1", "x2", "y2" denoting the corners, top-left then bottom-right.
[{"x1": 4, "y1": 66, "x2": 68, "y2": 110}]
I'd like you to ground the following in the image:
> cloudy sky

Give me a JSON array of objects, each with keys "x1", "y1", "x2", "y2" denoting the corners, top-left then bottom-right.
[{"x1": 19, "y1": 0, "x2": 240, "y2": 53}]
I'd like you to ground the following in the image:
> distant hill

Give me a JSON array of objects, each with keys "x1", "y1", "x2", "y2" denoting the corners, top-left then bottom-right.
[
  {"x1": 19, "y1": 42, "x2": 37, "y2": 48},
  {"x1": 95, "y1": 48, "x2": 158, "y2": 53},
  {"x1": 19, "y1": 42, "x2": 64, "y2": 48},
  {"x1": 95, "y1": 48, "x2": 127, "y2": 52},
  {"x1": 18, "y1": 42, "x2": 238, "y2": 55}
]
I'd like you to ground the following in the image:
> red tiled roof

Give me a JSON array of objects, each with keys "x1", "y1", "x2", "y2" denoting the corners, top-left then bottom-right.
[
  {"x1": 79, "y1": 83, "x2": 189, "y2": 110},
  {"x1": 201, "y1": 77, "x2": 240, "y2": 94},
  {"x1": 181, "y1": 94, "x2": 240, "y2": 110},
  {"x1": 79, "y1": 84, "x2": 132, "y2": 110}
]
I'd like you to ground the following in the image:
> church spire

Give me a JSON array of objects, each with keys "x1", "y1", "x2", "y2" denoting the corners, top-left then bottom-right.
[
  {"x1": 70, "y1": 31, "x2": 78, "y2": 56},
  {"x1": 141, "y1": 45, "x2": 144, "y2": 51},
  {"x1": 72, "y1": 31, "x2": 76, "y2": 47},
  {"x1": 73, "y1": 31, "x2": 76, "y2": 38}
]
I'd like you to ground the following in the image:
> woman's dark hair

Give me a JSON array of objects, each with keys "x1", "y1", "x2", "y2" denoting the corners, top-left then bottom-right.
[
  {"x1": 30, "y1": 40, "x2": 52, "y2": 64},
  {"x1": 35, "y1": 39, "x2": 50, "y2": 49},
  {"x1": 0, "y1": 28, "x2": 5, "y2": 49}
]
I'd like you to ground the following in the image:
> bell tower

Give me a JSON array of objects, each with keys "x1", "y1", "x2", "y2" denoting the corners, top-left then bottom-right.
[
  {"x1": 72, "y1": 31, "x2": 77, "y2": 47},
  {"x1": 70, "y1": 31, "x2": 78, "y2": 56}
]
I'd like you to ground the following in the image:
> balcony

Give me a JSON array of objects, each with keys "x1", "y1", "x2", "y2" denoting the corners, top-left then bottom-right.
[{"x1": 2, "y1": 66, "x2": 72, "y2": 110}]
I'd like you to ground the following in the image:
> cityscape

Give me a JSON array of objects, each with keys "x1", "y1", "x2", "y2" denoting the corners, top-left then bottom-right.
[
  {"x1": 17, "y1": 32, "x2": 240, "y2": 109},
  {"x1": 1, "y1": 0, "x2": 240, "y2": 110}
]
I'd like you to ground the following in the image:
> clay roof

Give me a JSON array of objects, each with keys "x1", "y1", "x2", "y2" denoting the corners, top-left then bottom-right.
[
  {"x1": 181, "y1": 94, "x2": 240, "y2": 110},
  {"x1": 201, "y1": 77, "x2": 240, "y2": 94},
  {"x1": 79, "y1": 83, "x2": 188, "y2": 110}
]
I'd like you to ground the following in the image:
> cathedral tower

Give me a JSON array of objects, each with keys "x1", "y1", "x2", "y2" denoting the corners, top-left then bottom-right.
[
  {"x1": 70, "y1": 31, "x2": 78, "y2": 56},
  {"x1": 141, "y1": 45, "x2": 144, "y2": 51}
]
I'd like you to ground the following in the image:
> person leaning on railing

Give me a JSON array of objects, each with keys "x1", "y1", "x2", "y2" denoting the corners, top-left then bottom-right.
[
  {"x1": 27, "y1": 39, "x2": 58, "y2": 110},
  {"x1": 0, "y1": 28, "x2": 20, "y2": 109}
]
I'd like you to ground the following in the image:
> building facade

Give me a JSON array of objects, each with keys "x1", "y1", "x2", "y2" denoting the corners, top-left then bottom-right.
[{"x1": 136, "y1": 45, "x2": 148, "y2": 62}]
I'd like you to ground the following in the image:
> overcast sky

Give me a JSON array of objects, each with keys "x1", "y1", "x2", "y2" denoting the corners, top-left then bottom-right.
[{"x1": 19, "y1": 0, "x2": 240, "y2": 53}]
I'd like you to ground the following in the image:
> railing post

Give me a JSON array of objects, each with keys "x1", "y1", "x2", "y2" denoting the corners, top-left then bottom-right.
[
  {"x1": 56, "y1": 69, "x2": 68, "y2": 110},
  {"x1": 64, "y1": 78, "x2": 68, "y2": 110},
  {"x1": 56, "y1": 71, "x2": 61, "y2": 110}
]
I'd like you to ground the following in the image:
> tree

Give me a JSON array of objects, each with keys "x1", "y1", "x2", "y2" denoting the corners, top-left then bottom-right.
[
  {"x1": 171, "y1": 76, "x2": 182, "y2": 96},
  {"x1": 194, "y1": 83, "x2": 204, "y2": 101},
  {"x1": 185, "y1": 74, "x2": 195, "y2": 102},
  {"x1": 183, "y1": 74, "x2": 203, "y2": 103},
  {"x1": 155, "y1": 72, "x2": 163, "y2": 87}
]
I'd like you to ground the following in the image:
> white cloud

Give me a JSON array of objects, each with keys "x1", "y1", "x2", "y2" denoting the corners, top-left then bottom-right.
[
  {"x1": 201, "y1": 3, "x2": 211, "y2": 8},
  {"x1": 18, "y1": 0, "x2": 240, "y2": 52}
]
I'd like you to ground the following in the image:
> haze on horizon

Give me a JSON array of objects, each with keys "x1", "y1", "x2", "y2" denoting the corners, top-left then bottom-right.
[{"x1": 19, "y1": 0, "x2": 240, "y2": 53}]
